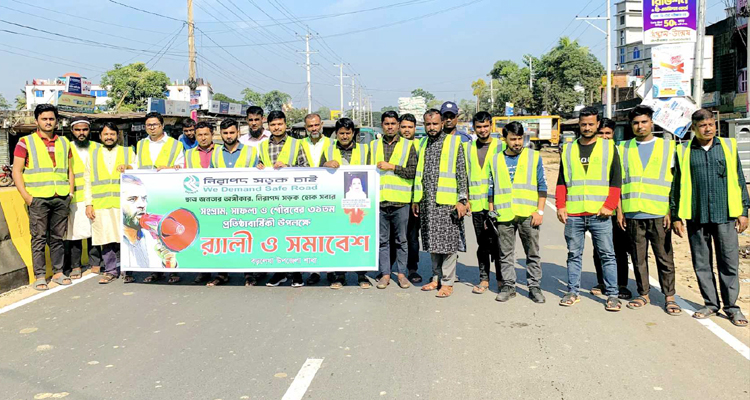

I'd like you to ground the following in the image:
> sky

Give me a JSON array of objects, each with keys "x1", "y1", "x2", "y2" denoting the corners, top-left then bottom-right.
[{"x1": 0, "y1": 0, "x2": 731, "y2": 112}]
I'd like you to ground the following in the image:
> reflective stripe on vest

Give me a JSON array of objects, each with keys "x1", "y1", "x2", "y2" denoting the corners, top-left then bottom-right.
[
  {"x1": 185, "y1": 147, "x2": 209, "y2": 169},
  {"x1": 136, "y1": 137, "x2": 181, "y2": 169},
  {"x1": 562, "y1": 138, "x2": 613, "y2": 214},
  {"x1": 212, "y1": 145, "x2": 258, "y2": 168},
  {"x1": 371, "y1": 138, "x2": 412, "y2": 203},
  {"x1": 326, "y1": 142, "x2": 370, "y2": 166},
  {"x1": 619, "y1": 137, "x2": 674, "y2": 215},
  {"x1": 413, "y1": 135, "x2": 460, "y2": 205},
  {"x1": 23, "y1": 133, "x2": 71, "y2": 197},
  {"x1": 302, "y1": 136, "x2": 330, "y2": 167},
  {"x1": 466, "y1": 138, "x2": 502, "y2": 211},
  {"x1": 677, "y1": 137, "x2": 743, "y2": 220},
  {"x1": 91, "y1": 145, "x2": 129, "y2": 210},
  {"x1": 259, "y1": 137, "x2": 300, "y2": 166},
  {"x1": 71, "y1": 143, "x2": 98, "y2": 203},
  {"x1": 491, "y1": 148, "x2": 539, "y2": 221}
]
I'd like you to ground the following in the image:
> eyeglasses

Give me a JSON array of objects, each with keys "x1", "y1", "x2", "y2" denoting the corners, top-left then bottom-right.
[{"x1": 146, "y1": 123, "x2": 161, "y2": 128}]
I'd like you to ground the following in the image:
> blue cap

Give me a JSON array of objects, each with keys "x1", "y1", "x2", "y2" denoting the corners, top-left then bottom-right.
[{"x1": 440, "y1": 101, "x2": 458, "y2": 115}]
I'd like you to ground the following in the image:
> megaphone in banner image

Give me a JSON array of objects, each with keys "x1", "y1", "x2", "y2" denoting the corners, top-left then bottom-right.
[{"x1": 139, "y1": 208, "x2": 200, "y2": 252}]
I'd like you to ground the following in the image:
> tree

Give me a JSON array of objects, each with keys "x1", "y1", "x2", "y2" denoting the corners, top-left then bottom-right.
[
  {"x1": 15, "y1": 89, "x2": 26, "y2": 110},
  {"x1": 0, "y1": 94, "x2": 10, "y2": 110},
  {"x1": 213, "y1": 93, "x2": 241, "y2": 103},
  {"x1": 427, "y1": 99, "x2": 442, "y2": 109},
  {"x1": 263, "y1": 90, "x2": 291, "y2": 111},
  {"x1": 489, "y1": 59, "x2": 534, "y2": 115},
  {"x1": 410, "y1": 88, "x2": 435, "y2": 102},
  {"x1": 100, "y1": 62, "x2": 170, "y2": 112},
  {"x1": 381, "y1": 105, "x2": 398, "y2": 113},
  {"x1": 533, "y1": 37, "x2": 604, "y2": 116},
  {"x1": 315, "y1": 106, "x2": 331, "y2": 119},
  {"x1": 285, "y1": 108, "x2": 307, "y2": 125},
  {"x1": 241, "y1": 88, "x2": 263, "y2": 107},
  {"x1": 458, "y1": 99, "x2": 476, "y2": 121}
]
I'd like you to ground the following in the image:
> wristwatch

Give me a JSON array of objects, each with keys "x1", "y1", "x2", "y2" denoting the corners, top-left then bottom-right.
[{"x1": 536, "y1": 209, "x2": 544, "y2": 216}]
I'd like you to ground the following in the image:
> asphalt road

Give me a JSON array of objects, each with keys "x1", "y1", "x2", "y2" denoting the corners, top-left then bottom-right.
[{"x1": 2, "y1": 206, "x2": 749, "y2": 400}]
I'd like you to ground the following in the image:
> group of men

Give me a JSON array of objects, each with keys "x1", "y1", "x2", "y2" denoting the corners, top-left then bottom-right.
[{"x1": 12, "y1": 101, "x2": 749, "y2": 326}]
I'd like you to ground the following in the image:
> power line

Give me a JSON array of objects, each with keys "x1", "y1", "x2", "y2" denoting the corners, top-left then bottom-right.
[
  {"x1": 147, "y1": 24, "x2": 186, "y2": 68},
  {"x1": 107, "y1": 0, "x2": 184, "y2": 22},
  {"x1": 0, "y1": 48, "x2": 107, "y2": 73}
]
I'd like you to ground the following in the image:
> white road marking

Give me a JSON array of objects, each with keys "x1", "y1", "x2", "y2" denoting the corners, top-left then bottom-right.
[
  {"x1": 281, "y1": 358, "x2": 324, "y2": 400},
  {"x1": 0, "y1": 274, "x2": 97, "y2": 315},
  {"x1": 544, "y1": 200, "x2": 750, "y2": 361}
]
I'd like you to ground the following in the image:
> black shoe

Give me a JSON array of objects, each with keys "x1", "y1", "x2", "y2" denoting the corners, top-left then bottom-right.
[
  {"x1": 307, "y1": 273, "x2": 321, "y2": 285},
  {"x1": 266, "y1": 273, "x2": 287, "y2": 287},
  {"x1": 495, "y1": 285, "x2": 517, "y2": 302},
  {"x1": 408, "y1": 271, "x2": 423, "y2": 284},
  {"x1": 291, "y1": 273, "x2": 304, "y2": 288},
  {"x1": 326, "y1": 272, "x2": 337, "y2": 283},
  {"x1": 618, "y1": 286, "x2": 633, "y2": 300},
  {"x1": 529, "y1": 287, "x2": 546, "y2": 304}
]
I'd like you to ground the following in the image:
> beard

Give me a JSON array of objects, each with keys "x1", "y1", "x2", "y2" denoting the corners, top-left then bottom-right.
[
  {"x1": 250, "y1": 128, "x2": 264, "y2": 138},
  {"x1": 75, "y1": 137, "x2": 90, "y2": 148},
  {"x1": 123, "y1": 212, "x2": 142, "y2": 230}
]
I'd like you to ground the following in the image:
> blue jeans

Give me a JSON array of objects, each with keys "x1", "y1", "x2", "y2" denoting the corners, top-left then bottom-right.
[{"x1": 564, "y1": 215, "x2": 618, "y2": 296}]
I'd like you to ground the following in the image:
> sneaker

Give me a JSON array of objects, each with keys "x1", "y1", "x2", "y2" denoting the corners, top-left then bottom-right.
[
  {"x1": 407, "y1": 271, "x2": 423, "y2": 284},
  {"x1": 266, "y1": 273, "x2": 288, "y2": 287},
  {"x1": 529, "y1": 287, "x2": 546, "y2": 303},
  {"x1": 291, "y1": 273, "x2": 305, "y2": 288},
  {"x1": 307, "y1": 273, "x2": 321, "y2": 285},
  {"x1": 495, "y1": 285, "x2": 516, "y2": 302}
]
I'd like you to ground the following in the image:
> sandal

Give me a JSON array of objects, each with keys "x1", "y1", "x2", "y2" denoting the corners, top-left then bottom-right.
[
  {"x1": 727, "y1": 311, "x2": 748, "y2": 327},
  {"x1": 330, "y1": 282, "x2": 343, "y2": 290},
  {"x1": 70, "y1": 267, "x2": 82, "y2": 279},
  {"x1": 99, "y1": 273, "x2": 117, "y2": 284},
  {"x1": 590, "y1": 284, "x2": 604, "y2": 296},
  {"x1": 244, "y1": 275, "x2": 258, "y2": 287},
  {"x1": 51, "y1": 274, "x2": 72, "y2": 286},
  {"x1": 33, "y1": 277, "x2": 48, "y2": 291},
  {"x1": 664, "y1": 300, "x2": 682, "y2": 316},
  {"x1": 627, "y1": 296, "x2": 649, "y2": 310},
  {"x1": 693, "y1": 307, "x2": 717, "y2": 319},
  {"x1": 472, "y1": 280, "x2": 489, "y2": 294},
  {"x1": 559, "y1": 292, "x2": 580, "y2": 307},
  {"x1": 194, "y1": 273, "x2": 211, "y2": 284},
  {"x1": 90, "y1": 266, "x2": 101, "y2": 274},
  {"x1": 421, "y1": 281, "x2": 439, "y2": 291},
  {"x1": 605, "y1": 296, "x2": 622, "y2": 312},
  {"x1": 436, "y1": 285, "x2": 453, "y2": 298},
  {"x1": 123, "y1": 275, "x2": 135, "y2": 283},
  {"x1": 206, "y1": 275, "x2": 228, "y2": 287},
  {"x1": 618, "y1": 286, "x2": 633, "y2": 300},
  {"x1": 143, "y1": 273, "x2": 161, "y2": 283},
  {"x1": 168, "y1": 273, "x2": 181, "y2": 284}
]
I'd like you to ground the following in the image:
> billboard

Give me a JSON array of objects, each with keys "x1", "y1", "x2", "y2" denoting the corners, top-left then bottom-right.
[
  {"x1": 643, "y1": 0, "x2": 697, "y2": 44},
  {"x1": 55, "y1": 92, "x2": 96, "y2": 113}
]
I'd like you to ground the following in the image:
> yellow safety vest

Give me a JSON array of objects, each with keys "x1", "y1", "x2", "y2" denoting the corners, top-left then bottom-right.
[
  {"x1": 71, "y1": 143, "x2": 99, "y2": 203},
  {"x1": 465, "y1": 138, "x2": 502, "y2": 212},
  {"x1": 211, "y1": 145, "x2": 258, "y2": 168},
  {"x1": 259, "y1": 136, "x2": 301, "y2": 166},
  {"x1": 370, "y1": 137, "x2": 412, "y2": 203},
  {"x1": 326, "y1": 142, "x2": 370, "y2": 165},
  {"x1": 676, "y1": 137, "x2": 743, "y2": 220},
  {"x1": 490, "y1": 148, "x2": 540, "y2": 222},
  {"x1": 619, "y1": 137, "x2": 674, "y2": 216},
  {"x1": 22, "y1": 133, "x2": 71, "y2": 198},
  {"x1": 413, "y1": 135, "x2": 462, "y2": 205},
  {"x1": 90, "y1": 145, "x2": 131, "y2": 210},
  {"x1": 136, "y1": 136, "x2": 182, "y2": 169},
  {"x1": 301, "y1": 136, "x2": 331, "y2": 167},
  {"x1": 185, "y1": 146, "x2": 212, "y2": 169},
  {"x1": 562, "y1": 138, "x2": 614, "y2": 214}
]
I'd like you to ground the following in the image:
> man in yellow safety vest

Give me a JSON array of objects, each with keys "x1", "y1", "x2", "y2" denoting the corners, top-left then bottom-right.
[
  {"x1": 130, "y1": 111, "x2": 184, "y2": 284},
  {"x1": 300, "y1": 113, "x2": 330, "y2": 175},
  {"x1": 488, "y1": 121, "x2": 547, "y2": 304},
  {"x1": 617, "y1": 105, "x2": 680, "y2": 315},
  {"x1": 671, "y1": 108, "x2": 750, "y2": 327},
  {"x1": 413, "y1": 109, "x2": 469, "y2": 298},
  {"x1": 85, "y1": 122, "x2": 135, "y2": 284},
  {"x1": 12, "y1": 104, "x2": 75, "y2": 290}
]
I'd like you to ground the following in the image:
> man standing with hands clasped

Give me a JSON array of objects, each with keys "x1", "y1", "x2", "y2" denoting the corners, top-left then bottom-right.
[
  {"x1": 671, "y1": 109, "x2": 750, "y2": 327},
  {"x1": 617, "y1": 106, "x2": 680, "y2": 315},
  {"x1": 556, "y1": 107, "x2": 622, "y2": 312}
]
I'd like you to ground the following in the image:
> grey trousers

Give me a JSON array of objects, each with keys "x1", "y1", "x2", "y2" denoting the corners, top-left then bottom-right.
[
  {"x1": 430, "y1": 253, "x2": 458, "y2": 286},
  {"x1": 379, "y1": 205, "x2": 409, "y2": 275},
  {"x1": 687, "y1": 220, "x2": 741, "y2": 314},
  {"x1": 496, "y1": 216, "x2": 542, "y2": 288}
]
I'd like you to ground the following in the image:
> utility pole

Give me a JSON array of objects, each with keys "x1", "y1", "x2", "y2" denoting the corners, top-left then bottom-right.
[
  {"x1": 368, "y1": 95, "x2": 373, "y2": 127},
  {"x1": 525, "y1": 55, "x2": 534, "y2": 90},
  {"x1": 349, "y1": 75, "x2": 358, "y2": 120},
  {"x1": 298, "y1": 32, "x2": 318, "y2": 114},
  {"x1": 692, "y1": 0, "x2": 707, "y2": 108},
  {"x1": 489, "y1": 78, "x2": 494, "y2": 112},
  {"x1": 358, "y1": 85, "x2": 363, "y2": 124},
  {"x1": 187, "y1": 0, "x2": 196, "y2": 82},
  {"x1": 576, "y1": 2, "x2": 612, "y2": 118},
  {"x1": 334, "y1": 62, "x2": 349, "y2": 117}
]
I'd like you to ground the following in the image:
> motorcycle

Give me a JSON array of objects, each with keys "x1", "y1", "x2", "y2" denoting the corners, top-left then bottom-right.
[{"x1": 0, "y1": 165, "x2": 13, "y2": 187}]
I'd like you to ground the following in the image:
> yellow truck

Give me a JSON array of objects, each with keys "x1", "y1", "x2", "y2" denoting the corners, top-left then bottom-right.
[{"x1": 492, "y1": 115, "x2": 561, "y2": 149}]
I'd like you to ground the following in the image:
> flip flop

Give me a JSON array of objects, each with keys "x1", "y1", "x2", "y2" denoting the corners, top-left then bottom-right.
[
  {"x1": 51, "y1": 275, "x2": 72, "y2": 286},
  {"x1": 605, "y1": 296, "x2": 622, "y2": 312},
  {"x1": 472, "y1": 281, "x2": 489, "y2": 294},
  {"x1": 70, "y1": 267, "x2": 82, "y2": 279},
  {"x1": 33, "y1": 278, "x2": 48, "y2": 291}
]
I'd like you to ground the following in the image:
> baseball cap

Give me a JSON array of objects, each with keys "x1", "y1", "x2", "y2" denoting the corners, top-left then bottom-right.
[{"x1": 440, "y1": 101, "x2": 458, "y2": 115}]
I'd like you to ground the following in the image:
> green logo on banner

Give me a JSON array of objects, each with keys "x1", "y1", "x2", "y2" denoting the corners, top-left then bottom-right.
[{"x1": 183, "y1": 175, "x2": 200, "y2": 194}]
